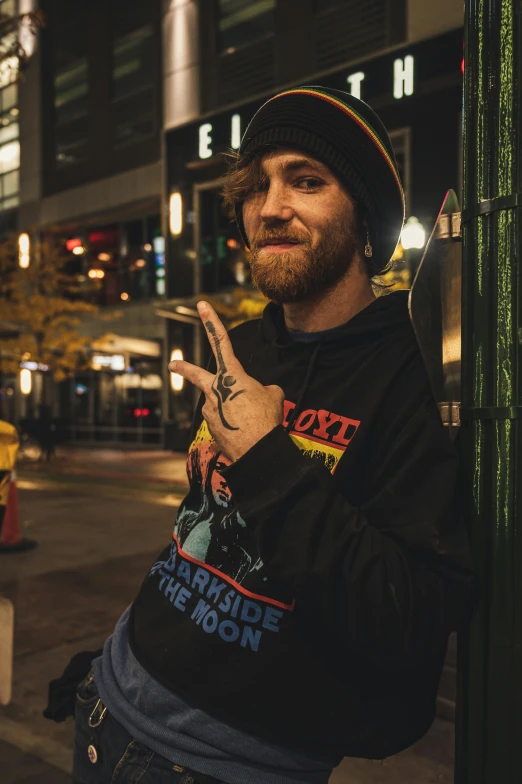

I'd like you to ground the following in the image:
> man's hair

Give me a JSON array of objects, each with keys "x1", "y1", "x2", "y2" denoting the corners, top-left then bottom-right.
[{"x1": 220, "y1": 148, "x2": 381, "y2": 279}]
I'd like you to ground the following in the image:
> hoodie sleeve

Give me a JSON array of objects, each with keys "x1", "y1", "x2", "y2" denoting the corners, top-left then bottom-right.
[{"x1": 222, "y1": 416, "x2": 476, "y2": 660}]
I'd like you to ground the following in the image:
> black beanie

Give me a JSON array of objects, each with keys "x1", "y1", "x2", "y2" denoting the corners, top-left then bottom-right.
[{"x1": 234, "y1": 85, "x2": 405, "y2": 274}]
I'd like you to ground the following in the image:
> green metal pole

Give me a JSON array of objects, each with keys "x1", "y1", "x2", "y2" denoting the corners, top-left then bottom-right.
[{"x1": 457, "y1": 1, "x2": 522, "y2": 782}]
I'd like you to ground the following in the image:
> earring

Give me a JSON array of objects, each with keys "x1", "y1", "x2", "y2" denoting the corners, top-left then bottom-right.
[{"x1": 364, "y1": 232, "x2": 373, "y2": 258}]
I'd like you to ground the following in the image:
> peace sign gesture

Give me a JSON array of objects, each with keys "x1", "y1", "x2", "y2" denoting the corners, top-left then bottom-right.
[{"x1": 168, "y1": 301, "x2": 285, "y2": 461}]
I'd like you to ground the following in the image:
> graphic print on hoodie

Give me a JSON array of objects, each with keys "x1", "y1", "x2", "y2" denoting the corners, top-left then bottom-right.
[{"x1": 154, "y1": 397, "x2": 362, "y2": 611}]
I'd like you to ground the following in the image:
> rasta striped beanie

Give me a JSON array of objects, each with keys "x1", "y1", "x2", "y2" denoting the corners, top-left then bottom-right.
[{"x1": 235, "y1": 85, "x2": 405, "y2": 274}]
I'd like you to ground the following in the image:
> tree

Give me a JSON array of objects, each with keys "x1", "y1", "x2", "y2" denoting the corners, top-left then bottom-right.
[
  {"x1": 0, "y1": 235, "x2": 116, "y2": 391},
  {"x1": 204, "y1": 287, "x2": 268, "y2": 329},
  {"x1": 0, "y1": 6, "x2": 44, "y2": 80}
]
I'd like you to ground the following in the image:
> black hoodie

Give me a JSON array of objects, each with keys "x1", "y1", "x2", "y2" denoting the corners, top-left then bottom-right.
[{"x1": 129, "y1": 291, "x2": 475, "y2": 763}]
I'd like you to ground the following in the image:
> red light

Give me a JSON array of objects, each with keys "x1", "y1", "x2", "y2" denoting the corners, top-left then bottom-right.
[
  {"x1": 88, "y1": 228, "x2": 119, "y2": 247},
  {"x1": 66, "y1": 238, "x2": 82, "y2": 251},
  {"x1": 133, "y1": 408, "x2": 141, "y2": 417},
  {"x1": 461, "y1": 58, "x2": 464, "y2": 74},
  {"x1": 142, "y1": 408, "x2": 150, "y2": 417}
]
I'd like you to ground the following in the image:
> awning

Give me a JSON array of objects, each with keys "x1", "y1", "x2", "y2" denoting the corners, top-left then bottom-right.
[
  {"x1": 156, "y1": 289, "x2": 266, "y2": 326},
  {"x1": 90, "y1": 333, "x2": 161, "y2": 358},
  {"x1": 156, "y1": 299, "x2": 201, "y2": 325}
]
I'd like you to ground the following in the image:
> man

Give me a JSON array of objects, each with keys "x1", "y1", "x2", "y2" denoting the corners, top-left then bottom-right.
[{"x1": 71, "y1": 86, "x2": 475, "y2": 784}]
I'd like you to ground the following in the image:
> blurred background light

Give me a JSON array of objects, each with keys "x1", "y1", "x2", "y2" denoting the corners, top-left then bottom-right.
[
  {"x1": 18, "y1": 233, "x2": 30, "y2": 268},
  {"x1": 170, "y1": 348, "x2": 184, "y2": 391},
  {"x1": 20, "y1": 368, "x2": 32, "y2": 395},
  {"x1": 169, "y1": 192, "x2": 182, "y2": 235},
  {"x1": 401, "y1": 216, "x2": 426, "y2": 250}
]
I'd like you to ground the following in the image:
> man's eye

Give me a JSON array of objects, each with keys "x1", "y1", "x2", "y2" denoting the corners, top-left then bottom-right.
[{"x1": 296, "y1": 177, "x2": 322, "y2": 190}]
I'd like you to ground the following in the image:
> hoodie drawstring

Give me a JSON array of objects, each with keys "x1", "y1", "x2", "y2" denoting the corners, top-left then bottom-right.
[{"x1": 285, "y1": 342, "x2": 322, "y2": 433}]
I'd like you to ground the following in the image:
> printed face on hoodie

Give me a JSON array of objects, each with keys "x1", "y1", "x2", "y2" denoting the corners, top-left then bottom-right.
[{"x1": 242, "y1": 147, "x2": 363, "y2": 304}]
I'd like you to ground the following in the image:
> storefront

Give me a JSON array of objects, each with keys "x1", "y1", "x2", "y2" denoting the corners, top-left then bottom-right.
[
  {"x1": 160, "y1": 28, "x2": 463, "y2": 442},
  {"x1": 60, "y1": 336, "x2": 165, "y2": 446},
  {"x1": 48, "y1": 206, "x2": 168, "y2": 447},
  {"x1": 0, "y1": 337, "x2": 165, "y2": 447}
]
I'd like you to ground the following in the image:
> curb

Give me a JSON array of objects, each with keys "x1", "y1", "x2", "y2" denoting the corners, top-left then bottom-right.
[
  {"x1": 18, "y1": 465, "x2": 182, "y2": 486},
  {"x1": 18, "y1": 470, "x2": 188, "y2": 494}
]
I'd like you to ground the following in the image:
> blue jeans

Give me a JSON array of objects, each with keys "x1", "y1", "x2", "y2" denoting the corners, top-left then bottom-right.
[{"x1": 72, "y1": 670, "x2": 223, "y2": 784}]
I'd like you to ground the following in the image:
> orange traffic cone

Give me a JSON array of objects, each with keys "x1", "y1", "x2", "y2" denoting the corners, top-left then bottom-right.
[{"x1": 0, "y1": 472, "x2": 37, "y2": 553}]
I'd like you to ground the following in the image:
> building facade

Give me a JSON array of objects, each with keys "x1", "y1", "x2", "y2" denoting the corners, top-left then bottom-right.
[{"x1": 2, "y1": 0, "x2": 464, "y2": 449}]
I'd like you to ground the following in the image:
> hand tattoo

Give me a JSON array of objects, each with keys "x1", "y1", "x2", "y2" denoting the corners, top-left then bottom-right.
[{"x1": 206, "y1": 320, "x2": 244, "y2": 430}]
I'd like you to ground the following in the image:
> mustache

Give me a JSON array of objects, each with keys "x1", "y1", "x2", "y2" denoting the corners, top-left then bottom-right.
[{"x1": 252, "y1": 232, "x2": 311, "y2": 249}]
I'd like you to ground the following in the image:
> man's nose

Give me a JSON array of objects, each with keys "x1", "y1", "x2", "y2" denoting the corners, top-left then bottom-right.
[{"x1": 259, "y1": 184, "x2": 293, "y2": 223}]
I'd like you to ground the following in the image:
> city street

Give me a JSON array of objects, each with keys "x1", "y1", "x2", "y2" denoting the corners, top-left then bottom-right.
[{"x1": 0, "y1": 453, "x2": 456, "y2": 783}]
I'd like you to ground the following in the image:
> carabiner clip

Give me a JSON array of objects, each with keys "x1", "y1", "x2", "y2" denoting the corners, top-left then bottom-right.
[{"x1": 88, "y1": 699, "x2": 107, "y2": 728}]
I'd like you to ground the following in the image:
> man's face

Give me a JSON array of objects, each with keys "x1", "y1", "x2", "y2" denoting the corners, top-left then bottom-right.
[{"x1": 242, "y1": 148, "x2": 362, "y2": 304}]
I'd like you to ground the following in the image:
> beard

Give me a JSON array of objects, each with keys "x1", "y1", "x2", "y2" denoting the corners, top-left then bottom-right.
[{"x1": 248, "y1": 219, "x2": 360, "y2": 304}]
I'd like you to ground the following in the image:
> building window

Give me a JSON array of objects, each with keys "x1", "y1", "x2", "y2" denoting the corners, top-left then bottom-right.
[
  {"x1": 52, "y1": 21, "x2": 89, "y2": 168},
  {"x1": 0, "y1": 0, "x2": 19, "y2": 212},
  {"x1": 218, "y1": 0, "x2": 275, "y2": 51},
  {"x1": 111, "y1": 24, "x2": 155, "y2": 148},
  {"x1": 217, "y1": 0, "x2": 276, "y2": 106},
  {"x1": 0, "y1": 82, "x2": 19, "y2": 211},
  {"x1": 198, "y1": 187, "x2": 253, "y2": 295},
  {"x1": 110, "y1": 0, "x2": 157, "y2": 149},
  {"x1": 60, "y1": 214, "x2": 164, "y2": 307},
  {"x1": 313, "y1": 0, "x2": 392, "y2": 71},
  {"x1": 41, "y1": 0, "x2": 161, "y2": 192}
]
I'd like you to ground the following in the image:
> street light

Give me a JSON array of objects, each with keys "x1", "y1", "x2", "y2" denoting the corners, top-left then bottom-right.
[
  {"x1": 169, "y1": 192, "x2": 183, "y2": 236},
  {"x1": 170, "y1": 349, "x2": 184, "y2": 391},
  {"x1": 401, "y1": 216, "x2": 426, "y2": 250},
  {"x1": 20, "y1": 368, "x2": 32, "y2": 395},
  {"x1": 18, "y1": 233, "x2": 30, "y2": 268}
]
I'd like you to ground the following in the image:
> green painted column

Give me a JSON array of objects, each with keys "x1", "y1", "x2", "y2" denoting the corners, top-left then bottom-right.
[{"x1": 457, "y1": 1, "x2": 522, "y2": 781}]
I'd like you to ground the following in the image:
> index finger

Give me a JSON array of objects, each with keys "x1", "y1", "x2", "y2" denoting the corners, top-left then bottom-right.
[
  {"x1": 197, "y1": 301, "x2": 238, "y2": 372},
  {"x1": 168, "y1": 358, "x2": 214, "y2": 393}
]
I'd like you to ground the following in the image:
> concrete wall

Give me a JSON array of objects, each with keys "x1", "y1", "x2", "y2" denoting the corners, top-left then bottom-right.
[
  {"x1": 34, "y1": 161, "x2": 162, "y2": 228},
  {"x1": 163, "y1": 0, "x2": 200, "y2": 131},
  {"x1": 78, "y1": 301, "x2": 167, "y2": 341},
  {"x1": 408, "y1": 0, "x2": 464, "y2": 43}
]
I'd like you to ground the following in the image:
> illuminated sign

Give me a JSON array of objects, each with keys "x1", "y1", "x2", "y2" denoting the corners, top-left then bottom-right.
[
  {"x1": 199, "y1": 123, "x2": 213, "y2": 159},
  {"x1": 92, "y1": 354, "x2": 125, "y2": 371},
  {"x1": 198, "y1": 57, "x2": 416, "y2": 158},
  {"x1": 20, "y1": 361, "x2": 49, "y2": 371},
  {"x1": 346, "y1": 71, "x2": 365, "y2": 99},
  {"x1": 393, "y1": 55, "x2": 414, "y2": 99},
  {"x1": 183, "y1": 30, "x2": 462, "y2": 163},
  {"x1": 230, "y1": 114, "x2": 241, "y2": 149}
]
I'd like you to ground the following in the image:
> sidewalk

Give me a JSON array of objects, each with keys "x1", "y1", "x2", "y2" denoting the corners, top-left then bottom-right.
[
  {"x1": 18, "y1": 445, "x2": 190, "y2": 491},
  {"x1": 1, "y1": 739, "x2": 69, "y2": 784}
]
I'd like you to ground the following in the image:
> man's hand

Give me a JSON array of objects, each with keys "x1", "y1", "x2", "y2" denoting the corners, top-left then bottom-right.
[{"x1": 168, "y1": 301, "x2": 284, "y2": 462}]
